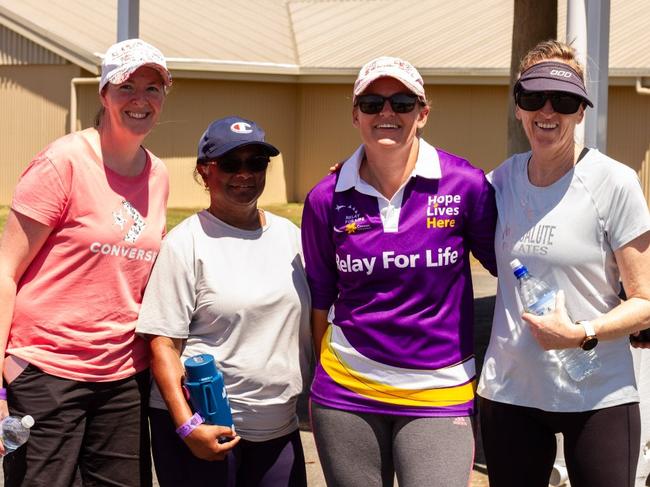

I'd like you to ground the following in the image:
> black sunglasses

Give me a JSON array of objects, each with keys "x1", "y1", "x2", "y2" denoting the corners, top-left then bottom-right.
[
  {"x1": 355, "y1": 93, "x2": 419, "y2": 114},
  {"x1": 516, "y1": 90, "x2": 584, "y2": 115},
  {"x1": 211, "y1": 154, "x2": 270, "y2": 173}
]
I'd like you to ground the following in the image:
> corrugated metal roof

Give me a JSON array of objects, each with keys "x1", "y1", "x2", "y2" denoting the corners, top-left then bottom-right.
[
  {"x1": 608, "y1": 2, "x2": 650, "y2": 72},
  {"x1": 0, "y1": 0, "x2": 648, "y2": 77},
  {"x1": 138, "y1": 0, "x2": 295, "y2": 63},
  {"x1": 0, "y1": 0, "x2": 296, "y2": 73},
  {"x1": 290, "y1": 0, "x2": 513, "y2": 71}
]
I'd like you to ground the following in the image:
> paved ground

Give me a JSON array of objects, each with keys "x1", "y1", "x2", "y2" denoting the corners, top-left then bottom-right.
[{"x1": 466, "y1": 264, "x2": 498, "y2": 487}]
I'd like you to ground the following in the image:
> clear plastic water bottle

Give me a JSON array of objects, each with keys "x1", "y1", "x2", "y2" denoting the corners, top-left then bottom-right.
[
  {"x1": 1, "y1": 415, "x2": 34, "y2": 455},
  {"x1": 510, "y1": 259, "x2": 600, "y2": 381}
]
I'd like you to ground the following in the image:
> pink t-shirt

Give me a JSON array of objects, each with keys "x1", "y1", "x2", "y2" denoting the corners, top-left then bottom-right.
[{"x1": 9, "y1": 132, "x2": 169, "y2": 382}]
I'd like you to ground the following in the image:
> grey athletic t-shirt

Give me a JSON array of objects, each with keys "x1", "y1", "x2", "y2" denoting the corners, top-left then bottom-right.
[
  {"x1": 137, "y1": 211, "x2": 311, "y2": 441},
  {"x1": 478, "y1": 148, "x2": 650, "y2": 412}
]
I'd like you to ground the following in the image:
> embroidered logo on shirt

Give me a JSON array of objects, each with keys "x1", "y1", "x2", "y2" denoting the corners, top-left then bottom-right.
[
  {"x1": 334, "y1": 204, "x2": 371, "y2": 234},
  {"x1": 426, "y1": 194, "x2": 461, "y2": 229},
  {"x1": 344, "y1": 222, "x2": 359, "y2": 234},
  {"x1": 335, "y1": 218, "x2": 372, "y2": 234}
]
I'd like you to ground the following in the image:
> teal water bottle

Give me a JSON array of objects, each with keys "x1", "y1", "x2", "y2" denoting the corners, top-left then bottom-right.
[{"x1": 184, "y1": 354, "x2": 234, "y2": 429}]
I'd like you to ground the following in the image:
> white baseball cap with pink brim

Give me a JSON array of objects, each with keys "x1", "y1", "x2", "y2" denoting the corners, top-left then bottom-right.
[{"x1": 99, "y1": 38, "x2": 172, "y2": 93}]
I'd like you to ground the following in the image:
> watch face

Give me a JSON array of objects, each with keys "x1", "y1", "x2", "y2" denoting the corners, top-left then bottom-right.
[{"x1": 581, "y1": 336, "x2": 598, "y2": 351}]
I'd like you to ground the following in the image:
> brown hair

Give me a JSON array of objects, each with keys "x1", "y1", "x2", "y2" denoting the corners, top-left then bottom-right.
[
  {"x1": 93, "y1": 85, "x2": 108, "y2": 128},
  {"x1": 519, "y1": 40, "x2": 585, "y2": 81},
  {"x1": 93, "y1": 106, "x2": 105, "y2": 128}
]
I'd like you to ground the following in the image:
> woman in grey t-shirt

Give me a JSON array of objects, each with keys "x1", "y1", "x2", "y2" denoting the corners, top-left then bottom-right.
[
  {"x1": 137, "y1": 116, "x2": 311, "y2": 487},
  {"x1": 477, "y1": 40, "x2": 650, "y2": 487}
]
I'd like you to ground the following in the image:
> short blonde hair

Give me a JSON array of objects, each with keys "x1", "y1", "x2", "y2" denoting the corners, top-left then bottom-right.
[{"x1": 519, "y1": 40, "x2": 585, "y2": 81}]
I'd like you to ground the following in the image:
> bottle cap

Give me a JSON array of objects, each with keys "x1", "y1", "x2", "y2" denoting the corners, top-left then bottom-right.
[
  {"x1": 509, "y1": 258, "x2": 528, "y2": 278},
  {"x1": 21, "y1": 415, "x2": 34, "y2": 429},
  {"x1": 184, "y1": 354, "x2": 219, "y2": 383}
]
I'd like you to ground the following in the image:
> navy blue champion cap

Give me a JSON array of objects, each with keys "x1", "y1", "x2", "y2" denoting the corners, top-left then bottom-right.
[{"x1": 197, "y1": 116, "x2": 280, "y2": 164}]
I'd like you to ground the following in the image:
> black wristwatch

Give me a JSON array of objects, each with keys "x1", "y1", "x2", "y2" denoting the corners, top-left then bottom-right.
[{"x1": 578, "y1": 321, "x2": 598, "y2": 351}]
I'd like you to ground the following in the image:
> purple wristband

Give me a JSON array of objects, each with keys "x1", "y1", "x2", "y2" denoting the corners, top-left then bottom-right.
[
  {"x1": 175, "y1": 413, "x2": 204, "y2": 439},
  {"x1": 0, "y1": 388, "x2": 6, "y2": 401}
]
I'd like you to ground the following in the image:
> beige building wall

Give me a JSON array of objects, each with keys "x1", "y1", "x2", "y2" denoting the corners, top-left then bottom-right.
[
  {"x1": 0, "y1": 64, "x2": 81, "y2": 202},
  {"x1": 422, "y1": 84, "x2": 509, "y2": 172},
  {"x1": 608, "y1": 86, "x2": 650, "y2": 207},
  {"x1": 75, "y1": 78, "x2": 299, "y2": 208},
  {"x1": 641, "y1": 150, "x2": 650, "y2": 207},
  {"x1": 294, "y1": 83, "x2": 510, "y2": 201},
  {"x1": 4, "y1": 72, "x2": 650, "y2": 209},
  {"x1": 76, "y1": 81, "x2": 511, "y2": 207},
  {"x1": 294, "y1": 84, "x2": 362, "y2": 200}
]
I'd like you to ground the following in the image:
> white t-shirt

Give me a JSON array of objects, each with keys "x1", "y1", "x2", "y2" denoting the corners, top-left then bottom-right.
[
  {"x1": 477, "y1": 149, "x2": 650, "y2": 412},
  {"x1": 136, "y1": 210, "x2": 312, "y2": 441}
]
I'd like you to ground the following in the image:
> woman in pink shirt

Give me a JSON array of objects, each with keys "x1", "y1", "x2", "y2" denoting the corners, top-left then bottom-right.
[{"x1": 0, "y1": 39, "x2": 171, "y2": 486}]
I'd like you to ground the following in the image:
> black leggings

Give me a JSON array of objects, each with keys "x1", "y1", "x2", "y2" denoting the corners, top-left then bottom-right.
[
  {"x1": 4, "y1": 365, "x2": 151, "y2": 487},
  {"x1": 149, "y1": 408, "x2": 307, "y2": 487},
  {"x1": 479, "y1": 397, "x2": 640, "y2": 487}
]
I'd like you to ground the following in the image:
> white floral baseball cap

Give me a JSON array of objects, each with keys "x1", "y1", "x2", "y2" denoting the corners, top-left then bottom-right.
[
  {"x1": 99, "y1": 39, "x2": 172, "y2": 93},
  {"x1": 353, "y1": 56, "x2": 426, "y2": 102}
]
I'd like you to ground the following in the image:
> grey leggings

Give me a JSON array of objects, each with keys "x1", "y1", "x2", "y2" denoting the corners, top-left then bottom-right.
[{"x1": 310, "y1": 401, "x2": 475, "y2": 487}]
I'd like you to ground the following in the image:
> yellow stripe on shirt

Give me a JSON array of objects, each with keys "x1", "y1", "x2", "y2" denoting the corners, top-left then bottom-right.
[{"x1": 320, "y1": 326, "x2": 475, "y2": 407}]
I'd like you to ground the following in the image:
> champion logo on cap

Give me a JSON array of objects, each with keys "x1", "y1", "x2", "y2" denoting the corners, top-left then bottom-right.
[{"x1": 230, "y1": 122, "x2": 253, "y2": 134}]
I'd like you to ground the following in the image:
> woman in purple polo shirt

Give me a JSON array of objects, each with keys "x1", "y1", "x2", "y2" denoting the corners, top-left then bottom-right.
[{"x1": 301, "y1": 56, "x2": 497, "y2": 487}]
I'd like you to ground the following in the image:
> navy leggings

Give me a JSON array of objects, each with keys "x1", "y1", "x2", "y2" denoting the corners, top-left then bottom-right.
[
  {"x1": 149, "y1": 408, "x2": 307, "y2": 487},
  {"x1": 479, "y1": 397, "x2": 640, "y2": 487}
]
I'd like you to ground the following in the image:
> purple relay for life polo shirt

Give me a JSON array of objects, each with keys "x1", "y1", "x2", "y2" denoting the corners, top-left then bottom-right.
[{"x1": 301, "y1": 139, "x2": 497, "y2": 417}]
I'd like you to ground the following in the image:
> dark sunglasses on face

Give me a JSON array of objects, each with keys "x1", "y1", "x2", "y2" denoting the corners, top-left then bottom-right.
[
  {"x1": 355, "y1": 93, "x2": 419, "y2": 114},
  {"x1": 515, "y1": 90, "x2": 585, "y2": 115},
  {"x1": 211, "y1": 154, "x2": 271, "y2": 173}
]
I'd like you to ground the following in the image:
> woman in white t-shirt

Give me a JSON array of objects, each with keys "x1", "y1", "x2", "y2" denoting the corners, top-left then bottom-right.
[
  {"x1": 136, "y1": 116, "x2": 311, "y2": 487},
  {"x1": 477, "y1": 40, "x2": 650, "y2": 487}
]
